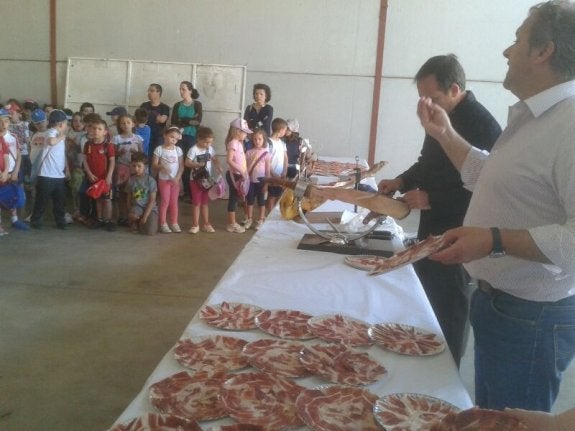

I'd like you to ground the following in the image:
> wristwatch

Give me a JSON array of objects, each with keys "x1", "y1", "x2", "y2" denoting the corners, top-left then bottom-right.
[{"x1": 489, "y1": 227, "x2": 506, "y2": 258}]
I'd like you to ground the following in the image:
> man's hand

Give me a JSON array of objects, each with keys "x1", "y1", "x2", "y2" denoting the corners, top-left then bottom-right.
[
  {"x1": 402, "y1": 189, "x2": 431, "y2": 210},
  {"x1": 429, "y1": 226, "x2": 492, "y2": 264},
  {"x1": 505, "y1": 408, "x2": 560, "y2": 431},
  {"x1": 417, "y1": 97, "x2": 453, "y2": 142},
  {"x1": 377, "y1": 178, "x2": 402, "y2": 196}
]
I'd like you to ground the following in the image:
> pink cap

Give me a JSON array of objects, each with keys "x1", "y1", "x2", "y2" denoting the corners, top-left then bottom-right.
[{"x1": 230, "y1": 118, "x2": 252, "y2": 134}]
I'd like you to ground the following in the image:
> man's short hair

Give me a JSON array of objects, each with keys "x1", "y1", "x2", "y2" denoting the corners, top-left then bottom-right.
[
  {"x1": 271, "y1": 117, "x2": 288, "y2": 133},
  {"x1": 529, "y1": 1, "x2": 575, "y2": 80},
  {"x1": 414, "y1": 54, "x2": 466, "y2": 92}
]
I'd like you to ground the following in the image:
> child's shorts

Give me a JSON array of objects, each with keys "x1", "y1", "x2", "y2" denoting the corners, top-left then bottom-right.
[
  {"x1": 129, "y1": 206, "x2": 158, "y2": 235},
  {"x1": 267, "y1": 185, "x2": 283, "y2": 198},
  {"x1": 190, "y1": 180, "x2": 210, "y2": 205}
]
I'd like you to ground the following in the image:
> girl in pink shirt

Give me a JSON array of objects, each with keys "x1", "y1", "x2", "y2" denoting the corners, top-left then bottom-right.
[{"x1": 225, "y1": 118, "x2": 252, "y2": 233}]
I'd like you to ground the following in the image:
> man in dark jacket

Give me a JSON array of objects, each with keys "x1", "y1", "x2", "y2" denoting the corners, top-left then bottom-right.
[{"x1": 378, "y1": 54, "x2": 502, "y2": 367}]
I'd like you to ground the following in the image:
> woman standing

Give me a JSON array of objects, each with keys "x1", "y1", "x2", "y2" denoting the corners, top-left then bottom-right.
[
  {"x1": 171, "y1": 81, "x2": 202, "y2": 200},
  {"x1": 140, "y1": 83, "x2": 170, "y2": 162},
  {"x1": 243, "y1": 83, "x2": 273, "y2": 144}
]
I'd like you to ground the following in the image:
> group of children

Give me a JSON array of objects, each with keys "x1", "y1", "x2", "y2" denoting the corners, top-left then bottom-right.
[{"x1": 0, "y1": 96, "x2": 304, "y2": 236}]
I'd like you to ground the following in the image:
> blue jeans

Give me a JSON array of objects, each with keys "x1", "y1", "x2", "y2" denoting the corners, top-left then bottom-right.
[{"x1": 471, "y1": 285, "x2": 575, "y2": 411}]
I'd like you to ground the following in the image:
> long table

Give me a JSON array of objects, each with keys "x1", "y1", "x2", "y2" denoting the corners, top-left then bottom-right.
[{"x1": 112, "y1": 202, "x2": 473, "y2": 429}]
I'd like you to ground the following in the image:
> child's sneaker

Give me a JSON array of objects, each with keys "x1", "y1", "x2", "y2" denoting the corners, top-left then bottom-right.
[
  {"x1": 226, "y1": 223, "x2": 245, "y2": 233},
  {"x1": 160, "y1": 224, "x2": 172, "y2": 233},
  {"x1": 170, "y1": 224, "x2": 182, "y2": 233},
  {"x1": 203, "y1": 224, "x2": 215, "y2": 233},
  {"x1": 243, "y1": 218, "x2": 253, "y2": 230},
  {"x1": 64, "y1": 213, "x2": 74, "y2": 224},
  {"x1": 105, "y1": 221, "x2": 116, "y2": 232},
  {"x1": 188, "y1": 226, "x2": 200, "y2": 234},
  {"x1": 0, "y1": 226, "x2": 8, "y2": 236},
  {"x1": 240, "y1": 218, "x2": 250, "y2": 225},
  {"x1": 255, "y1": 219, "x2": 264, "y2": 230},
  {"x1": 12, "y1": 220, "x2": 30, "y2": 230}
]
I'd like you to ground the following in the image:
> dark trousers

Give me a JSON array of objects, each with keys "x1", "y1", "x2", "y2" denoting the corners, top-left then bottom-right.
[
  {"x1": 178, "y1": 134, "x2": 195, "y2": 200},
  {"x1": 31, "y1": 176, "x2": 67, "y2": 227},
  {"x1": 413, "y1": 257, "x2": 471, "y2": 367}
]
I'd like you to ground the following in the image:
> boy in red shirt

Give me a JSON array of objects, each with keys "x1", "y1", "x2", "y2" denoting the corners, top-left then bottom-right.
[{"x1": 83, "y1": 119, "x2": 116, "y2": 231}]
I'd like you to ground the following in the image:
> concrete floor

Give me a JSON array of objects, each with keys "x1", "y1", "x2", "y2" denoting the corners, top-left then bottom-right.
[{"x1": 1, "y1": 205, "x2": 573, "y2": 431}]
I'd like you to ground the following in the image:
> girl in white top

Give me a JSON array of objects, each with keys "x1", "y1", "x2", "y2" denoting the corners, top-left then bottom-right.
[
  {"x1": 185, "y1": 126, "x2": 223, "y2": 234},
  {"x1": 113, "y1": 114, "x2": 143, "y2": 225},
  {"x1": 152, "y1": 126, "x2": 184, "y2": 233}
]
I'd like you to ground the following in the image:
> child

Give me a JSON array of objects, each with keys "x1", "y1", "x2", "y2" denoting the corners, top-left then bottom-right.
[
  {"x1": 66, "y1": 112, "x2": 85, "y2": 220},
  {"x1": 126, "y1": 152, "x2": 158, "y2": 235},
  {"x1": 83, "y1": 119, "x2": 116, "y2": 231},
  {"x1": 30, "y1": 110, "x2": 69, "y2": 229},
  {"x1": 244, "y1": 128, "x2": 270, "y2": 230},
  {"x1": 77, "y1": 113, "x2": 101, "y2": 225},
  {"x1": 26, "y1": 109, "x2": 48, "y2": 219},
  {"x1": 266, "y1": 117, "x2": 288, "y2": 213},
  {"x1": 225, "y1": 118, "x2": 252, "y2": 233},
  {"x1": 113, "y1": 114, "x2": 143, "y2": 225},
  {"x1": 106, "y1": 106, "x2": 127, "y2": 138},
  {"x1": 6, "y1": 102, "x2": 31, "y2": 183},
  {"x1": 152, "y1": 126, "x2": 183, "y2": 233},
  {"x1": 0, "y1": 108, "x2": 27, "y2": 230},
  {"x1": 134, "y1": 108, "x2": 151, "y2": 157},
  {"x1": 185, "y1": 126, "x2": 223, "y2": 234},
  {"x1": 0, "y1": 132, "x2": 12, "y2": 235}
]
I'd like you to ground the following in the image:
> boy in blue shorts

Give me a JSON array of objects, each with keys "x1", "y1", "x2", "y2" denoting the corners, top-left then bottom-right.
[{"x1": 126, "y1": 152, "x2": 158, "y2": 235}]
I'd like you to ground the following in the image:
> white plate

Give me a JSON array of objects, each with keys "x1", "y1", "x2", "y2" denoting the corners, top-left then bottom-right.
[
  {"x1": 374, "y1": 393, "x2": 461, "y2": 431},
  {"x1": 255, "y1": 309, "x2": 316, "y2": 340},
  {"x1": 369, "y1": 323, "x2": 445, "y2": 356},
  {"x1": 344, "y1": 254, "x2": 388, "y2": 271},
  {"x1": 307, "y1": 314, "x2": 372, "y2": 346},
  {"x1": 199, "y1": 301, "x2": 262, "y2": 330}
]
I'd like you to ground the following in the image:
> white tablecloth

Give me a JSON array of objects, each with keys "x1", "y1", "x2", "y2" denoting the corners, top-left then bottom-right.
[{"x1": 112, "y1": 203, "x2": 472, "y2": 429}]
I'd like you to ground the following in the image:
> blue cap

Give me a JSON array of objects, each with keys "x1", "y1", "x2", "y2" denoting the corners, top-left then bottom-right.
[
  {"x1": 0, "y1": 108, "x2": 9, "y2": 118},
  {"x1": 48, "y1": 109, "x2": 68, "y2": 125},
  {"x1": 31, "y1": 108, "x2": 47, "y2": 123}
]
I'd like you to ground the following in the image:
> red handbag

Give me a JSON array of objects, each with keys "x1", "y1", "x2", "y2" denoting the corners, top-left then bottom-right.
[{"x1": 86, "y1": 179, "x2": 110, "y2": 199}]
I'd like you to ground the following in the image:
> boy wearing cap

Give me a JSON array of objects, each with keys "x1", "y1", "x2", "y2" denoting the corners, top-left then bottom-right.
[
  {"x1": 30, "y1": 110, "x2": 70, "y2": 229},
  {"x1": 0, "y1": 108, "x2": 28, "y2": 230},
  {"x1": 106, "y1": 106, "x2": 127, "y2": 138}
]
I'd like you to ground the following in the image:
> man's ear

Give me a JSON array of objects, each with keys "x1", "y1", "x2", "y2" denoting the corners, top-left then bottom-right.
[
  {"x1": 533, "y1": 41, "x2": 556, "y2": 65},
  {"x1": 448, "y1": 83, "x2": 461, "y2": 97}
]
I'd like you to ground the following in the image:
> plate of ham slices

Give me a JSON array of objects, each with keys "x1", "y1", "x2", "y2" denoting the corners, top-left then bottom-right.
[
  {"x1": 369, "y1": 323, "x2": 446, "y2": 356},
  {"x1": 374, "y1": 393, "x2": 461, "y2": 430},
  {"x1": 369, "y1": 235, "x2": 448, "y2": 276},
  {"x1": 429, "y1": 407, "x2": 529, "y2": 430},
  {"x1": 149, "y1": 370, "x2": 229, "y2": 421},
  {"x1": 200, "y1": 301, "x2": 262, "y2": 330},
  {"x1": 109, "y1": 412, "x2": 202, "y2": 431},
  {"x1": 174, "y1": 335, "x2": 249, "y2": 371},
  {"x1": 295, "y1": 386, "x2": 381, "y2": 431},
  {"x1": 242, "y1": 339, "x2": 310, "y2": 378},
  {"x1": 307, "y1": 314, "x2": 372, "y2": 346},
  {"x1": 255, "y1": 309, "x2": 316, "y2": 340},
  {"x1": 299, "y1": 343, "x2": 387, "y2": 386},
  {"x1": 220, "y1": 371, "x2": 305, "y2": 430}
]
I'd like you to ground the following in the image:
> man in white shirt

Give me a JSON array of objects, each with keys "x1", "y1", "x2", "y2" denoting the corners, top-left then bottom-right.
[{"x1": 417, "y1": 0, "x2": 575, "y2": 412}]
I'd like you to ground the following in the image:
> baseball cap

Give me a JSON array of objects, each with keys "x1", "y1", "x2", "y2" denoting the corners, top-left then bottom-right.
[
  {"x1": 286, "y1": 118, "x2": 299, "y2": 133},
  {"x1": 31, "y1": 109, "x2": 47, "y2": 123},
  {"x1": 48, "y1": 109, "x2": 68, "y2": 124},
  {"x1": 230, "y1": 118, "x2": 252, "y2": 134},
  {"x1": 0, "y1": 108, "x2": 9, "y2": 118},
  {"x1": 106, "y1": 106, "x2": 127, "y2": 116},
  {"x1": 5, "y1": 104, "x2": 21, "y2": 114}
]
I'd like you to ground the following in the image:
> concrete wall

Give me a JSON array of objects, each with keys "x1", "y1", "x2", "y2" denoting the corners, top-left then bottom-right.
[{"x1": 1, "y1": 0, "x2": 535, "y2": 176}]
